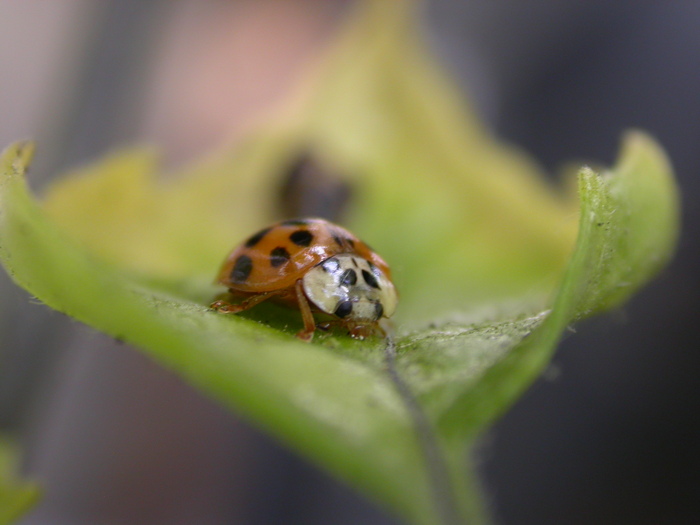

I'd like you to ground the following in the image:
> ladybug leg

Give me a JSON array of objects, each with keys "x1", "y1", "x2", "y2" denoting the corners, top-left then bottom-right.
[
  {"x1": 294, "y1": 279, "x2": 316, "y2": 342},
  {"x1": 210, "y1": 290, "x2": 282, "y2": 314}
]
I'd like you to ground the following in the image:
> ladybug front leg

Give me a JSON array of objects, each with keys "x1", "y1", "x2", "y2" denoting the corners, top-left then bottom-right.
[
  {"x1": 210, "y1": 290, "x2": 283, "y2": 314},
  {"x1": 294, "y1": 279, "x2": 316, "y2": 342}
]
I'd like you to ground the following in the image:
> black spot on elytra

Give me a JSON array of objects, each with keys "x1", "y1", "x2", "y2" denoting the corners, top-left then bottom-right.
[
  {"x1": 374, "y1": 302, "x2": 384, "y2": 319},
  {"x1": 290, "y1": 229, "x2": 314, "y2": 247},
  {"x1": 340, "y1": 269, "x2": 357, "y2": 286},
  {"x1": 244, "y1": 227, "x2": 272, "y2": 248},
  {"x1": 332, "y1": 234, "x2": 344, "y2": 247},
  {"x1": 270, "y1": 247, "x2": 291, "y2": 267},
  {"x1": 281, "y1": 219, "x2": 310, "y2": 226},
  {"x1": 345, "y1": 238, "x2": 355, "y2": 248},
  {"x1": 231, "y1": 255, "x2": 253, "y2": 282},
  {"x1": 322, "y1": 258, "x2": 340, "y2": 273},
  {"x1": 362, "y1": 269, "x2": 380, "y2": 289},
  {"x1": 334, "y1": 300, "x2": 353, "y2": 318}
]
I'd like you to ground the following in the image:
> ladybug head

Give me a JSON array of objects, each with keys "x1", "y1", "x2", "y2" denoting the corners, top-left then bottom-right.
[{"x1": 302, "y1": 255, "x2": 398, "y2": 323}]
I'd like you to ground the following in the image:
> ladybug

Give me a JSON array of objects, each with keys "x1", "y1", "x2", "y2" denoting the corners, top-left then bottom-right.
[{"x1": 211, "y1": 218, "x2": 398, "y2": 341}]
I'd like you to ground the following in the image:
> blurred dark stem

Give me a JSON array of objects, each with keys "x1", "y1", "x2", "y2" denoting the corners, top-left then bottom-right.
[{"x1": 276, "y1": 153, "x2": 353, "y2": 221}]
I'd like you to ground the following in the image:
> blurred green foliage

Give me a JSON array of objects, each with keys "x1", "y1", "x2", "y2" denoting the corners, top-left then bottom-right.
[{"x1": 0, "y1": 440, "x2": 40, "y2": 525}]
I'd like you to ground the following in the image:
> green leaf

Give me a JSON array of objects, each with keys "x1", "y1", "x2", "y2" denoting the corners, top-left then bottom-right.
[
  {"x1": 0, "y1": 439, "x2": 41, "y2": 525},
  {"x1": 422, "y1": 132, "x2": 679, "y2": 444},
  {"x1": 2, "y1": 141, "x2": 440, "y2": 523},
  {"x1": 0, "y1": 130, "x2": 678, "y2": 524},
  {"x1": 0, "y1": 2, "x2": 679, "y2": 524}
]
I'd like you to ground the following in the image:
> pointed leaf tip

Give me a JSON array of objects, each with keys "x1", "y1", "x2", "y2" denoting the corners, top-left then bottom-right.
[{"x1": 6, "y1": 141, "x2": 34, "y2": 175}]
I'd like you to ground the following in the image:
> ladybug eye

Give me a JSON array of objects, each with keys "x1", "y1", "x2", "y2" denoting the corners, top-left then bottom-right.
[
  {"x1": 334, "y1": 300, "x2": 353, "y2": 318},
  {"x1": 374, "y1": 302, "x2": 384, "y2": 319}
]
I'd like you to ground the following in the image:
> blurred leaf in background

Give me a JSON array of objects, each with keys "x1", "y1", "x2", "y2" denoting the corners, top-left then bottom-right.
[{"x1": 0, "y1": 439, "x2": 40, "y2": 525}]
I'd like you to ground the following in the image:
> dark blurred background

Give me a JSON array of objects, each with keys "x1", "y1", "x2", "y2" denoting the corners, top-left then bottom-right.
[{"x1": 1, "y1": 1, "x2": 698, "y2": 524}]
